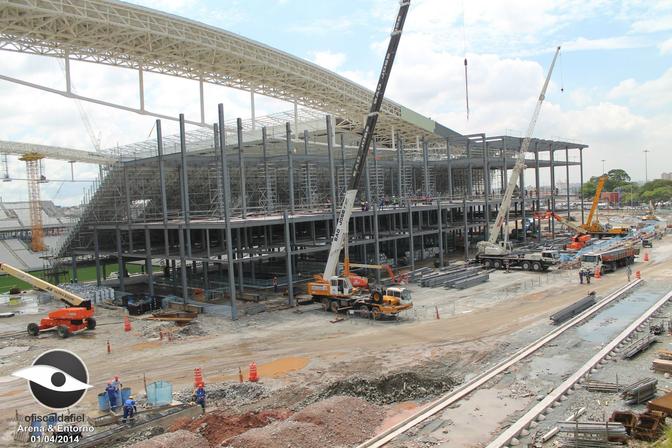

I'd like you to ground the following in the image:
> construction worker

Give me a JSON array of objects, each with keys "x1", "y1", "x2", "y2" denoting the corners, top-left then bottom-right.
[
  {"x1": 585, "y1": 270, "x2": 591, "y2": 284},
  {"x1": 272, "y1": 276, "x2": 278, "y2": 293},
  {"x1": 105, "y1": 383, "x2": 118, "y2": 410},
  {"x1": 194, "y1": 383, "x2": 206, "y2": 412},
  {"x1": 122, "y1": 395, "x2": 137, "y2": 423},
  {"x1": 579, "y1": 270, "x2": 584, "y2": 284},
  {"x1": 626, "y1": 264, "x2": 632, "y2": 282}
]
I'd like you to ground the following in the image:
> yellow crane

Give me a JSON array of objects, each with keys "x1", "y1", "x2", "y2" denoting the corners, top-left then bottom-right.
[
  {"x1": 580, "y1": 174, "x2": 628, "y2": 236},
  {"x1": 18, "y1": 151, "x2": 45, "y2": 252}
]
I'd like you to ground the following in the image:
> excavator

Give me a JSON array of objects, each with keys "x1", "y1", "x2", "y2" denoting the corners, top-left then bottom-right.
[
  {"x1": 307, "y1": 1, "x2": 412, "y2": 318},
  {"x1": 579, "y1": 175, "x2": 628, "y2": 237},
  {"x1": 533, "y1": 210, "x2": 591, "y2": 251},
  {"x1": 0, "y1": 263, "x2": 95, "y2": 338}
]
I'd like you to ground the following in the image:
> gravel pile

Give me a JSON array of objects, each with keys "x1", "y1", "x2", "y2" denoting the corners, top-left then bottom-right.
[
  {"x1": 114, "y1": 427, "x2": 165, "y2": 448},
  {"x1": 141, "y1": 321, "x2": 208, "y2": 339},
  {"x1": 128, "y1": 430, "x2": 208, "y2": 448},
  {"x1": 175, "y1": 382, "x2": 268, "y2": 407},
  {"x1": 224, "y1": 396, "x2": 383, "y2": 448},
  {"x1": 311, "y1": 371, "x2": 457, "y2": 405}
]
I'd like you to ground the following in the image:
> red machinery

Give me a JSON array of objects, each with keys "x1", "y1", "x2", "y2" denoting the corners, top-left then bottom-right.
[{"x1": 0, "y1": 263, "x2": 96, "y2": 338}]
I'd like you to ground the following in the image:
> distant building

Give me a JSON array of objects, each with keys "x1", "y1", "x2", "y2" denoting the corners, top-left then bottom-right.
[{"x1": 662, "y1": 172, "x2": 672, "y2": 180}]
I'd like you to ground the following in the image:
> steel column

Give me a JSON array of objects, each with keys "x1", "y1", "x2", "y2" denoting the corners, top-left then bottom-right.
[
  {"x1": 179, "y1": 114, "x2": 192, "y2": 256},
  {"x1": 534, "y1": 142, "x2": 541, "y2": 243},
  {"x1": 286, "y1": 122, "x2": 295, "y2": 214},
  {"x1": 145, "y1": 226, "x2": 154, "y2": 297},
  {"x1": 262, "y1": 126, "x2": 273, "y2": 213},
  {"x1": 94, "y1": 227, "x2": 101, "y2": 287},
  {"x1": 463, "y1": 197, "x2": 469, "y2": 261},
  {"x1": 326, "y1": 116, "x2": 337, "y2": 224},
  {"x1": 397, "y1": 137, "x2": 403, "y2": 200},
  {"x1": 373, "y1": 204, "x2": 381, "y2": 283},
  {"x1": 156, "y1": 120, "x2": 170, "y2": 257},
  {"x1": 422, "y1": 138, "x2": 430, "y2": 196},
  {"x1": 237, "y1": 117, "x2": 247, "y2": 218},
  {"x1": 520, "y1": 168, "x2": 526, "y2": 243},
  {"x1": 565, "y1": 146, "x2": 570, "y2": 219},
  {"x1": 549, "y1": 145, "x2": 556, "y2": 237},
  {"x1": 579, "y1": 148, "x2": 585, "y2": 224},
  {"x1": 482, "y1": 134, "x2": 490, "y2": 239},
  {"x1": 218, "y1": 103, "x2": 238, "y2": 320},
  {"x1": 407, "y1": 203, "x2": 414, "y2": 271},
  {"x1": 283, "y1": 210, "x2": 294, "y2": 306},
  {"x1": 178, "y1": 225, "x2": 188, "y2": 305},
  {"x1": 116, "y1": 226, "x2": 124, "y2": 292},
  {"x1": 446, "y1": 137, "x2": 453, "y2": 198},
  {"x1": 437, "y1": 202, "x2": 444, "y2": 268},
  {"x1": 466, "y1": 139, "x2": 473, "y2": 196}
]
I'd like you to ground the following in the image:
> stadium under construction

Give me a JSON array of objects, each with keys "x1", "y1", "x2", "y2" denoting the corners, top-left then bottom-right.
[{"x1": 52, "y1": 109, "x2": 587, "y2": 319}]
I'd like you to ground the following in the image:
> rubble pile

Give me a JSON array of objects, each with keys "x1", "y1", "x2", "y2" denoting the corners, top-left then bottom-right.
[
  {"x1": 141, "y1": 321, "x2": 208, "y2": 339},
  {"x1": 312, "y1": 371, "x2": 457, "y2": 405},
  {"x1": 128, "y1": 430, "x2": 208, "y2": 448},
  {"x1": 175, "y1": 382, "x2": 268, "y2": 408},
  {"x1": 224, "y1": 396, "x2": 384, "y2": 448}
]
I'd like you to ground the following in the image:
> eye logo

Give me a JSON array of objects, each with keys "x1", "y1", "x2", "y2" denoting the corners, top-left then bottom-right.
[{"x1": 12, "y1": 349, "x2": 91, "y2": 410}]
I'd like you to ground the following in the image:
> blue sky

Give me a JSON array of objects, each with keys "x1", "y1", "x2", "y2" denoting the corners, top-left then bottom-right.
[{"x1": 1, "y1": 0, "x2": 671, "y2": 205}]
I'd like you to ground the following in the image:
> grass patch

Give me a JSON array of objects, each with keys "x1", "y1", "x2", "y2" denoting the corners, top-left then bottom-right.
[{"x1": 0, "y1": 263, "x2": 152, "y2": 294}]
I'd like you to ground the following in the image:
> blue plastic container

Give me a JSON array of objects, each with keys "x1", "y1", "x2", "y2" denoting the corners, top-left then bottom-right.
[
  {"x1": 146, "y1": 381, "x2": 172, "y2": 406},
  {"x1": 97, "y1": 392, "x2": 110, "y2": 411},
  {"x1": 121, "y1": 387, "x2": 131, "y2": 403}
]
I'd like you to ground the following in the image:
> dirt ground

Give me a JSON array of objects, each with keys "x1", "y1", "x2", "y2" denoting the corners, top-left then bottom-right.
[{"x1": 1, "y1": 230, "x2": 671, "y2": 447}]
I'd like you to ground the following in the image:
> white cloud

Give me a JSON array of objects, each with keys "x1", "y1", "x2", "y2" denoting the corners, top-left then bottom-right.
[
  {"x1": 660, "y1": 37, "x2": 672, "y2": 54},
  {"x1": 607, "y1": 68, "x2": 672, "y2": 113},
  {"x1": 311, "y1": 51, "x2": 347, "y2": 71},
  {"x1": 562, "y1": 36, "x2": 647, "y2": 52}
]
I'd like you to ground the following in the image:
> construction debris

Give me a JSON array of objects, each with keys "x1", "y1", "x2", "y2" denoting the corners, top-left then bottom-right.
[
  {"x1": 175, "y1": 382, "x2": 267, "y2": 409},
  {"x1": 128, "y1": 429, "x2": 208, "y2": 448},
  {"x1": 311, "y1": 371, "x2": 457, "y2": 405},
  {"x1": 583, "y1": 380, "x2": 622, "y2": 393},
  {"x1": 621, "y1": 378, "x2": 657, "y2": 405},
  {"x1": 656, "y1": 348, "x2": 672, "y2": 360},
  {"x1": 651, "y1": 358, "x2": 672, "y2": 374},
  {"x1": 647, "y1": 390, "x2": 672, "y2": 417},
  {"x1": 621, "y1": 334, "x2": 657, "y2": 359},
  {"x1": 557, "y1": 421, "x2": 628, "y2": 447},
  {"x1": 224, "y1": 396, "x2": 384, "y2": 448}
]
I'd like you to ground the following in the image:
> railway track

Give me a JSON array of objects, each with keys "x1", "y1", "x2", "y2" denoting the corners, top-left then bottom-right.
[
  {"x1": 357, "y1": 280, "x2": 644, "y2": 448},
  {"x1": 486, "y1": 287, "x2": 672, "y2": 448}
]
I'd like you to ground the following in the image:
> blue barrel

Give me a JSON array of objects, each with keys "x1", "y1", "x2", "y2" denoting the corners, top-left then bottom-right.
[{"x1": 97, "y1": 392, "x2": 110, "y2": 411}]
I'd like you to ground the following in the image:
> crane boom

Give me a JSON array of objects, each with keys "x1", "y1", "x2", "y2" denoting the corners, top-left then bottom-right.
[
  {"x1": 322, "y1": 0, "x2": 410, "y2": 279},
  {"x1": 0, "y1": 263, "x2": 90, "y2": 308},
  {"x1": 584, "y1": 175, "x2": 607, "y2": 227},
  {"x1": 483, "y1": 46, "x2": 561, "y2": 250}
]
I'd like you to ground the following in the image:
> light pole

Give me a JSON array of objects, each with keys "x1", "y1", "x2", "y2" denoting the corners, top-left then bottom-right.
[
  {"x1": 601, "y1": 159, "x2": 606, "y2": 174},
  {"x1": 644, "y1": 149, "x2": 650, "y2": 183}
]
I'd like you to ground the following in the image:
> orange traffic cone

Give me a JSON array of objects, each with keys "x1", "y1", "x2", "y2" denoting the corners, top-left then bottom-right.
[
  {"x1": 248, "y1": 361, "x2": 259, "y2": 382},
  {"x1": 194, "y1": 368, "x2": 203, "y2": 386},
  {"x1": 594, "y1": 267, "x2": 601, "y2": 279},
  {"x1": 636, "y1": 270, "x2": 641, "y2": 279},
  {"x1": 124, "y1": 316, "x2": 132, "y2": 332},
  {"x1": 644, "y1": 252, "x2": 650, "y2": 262}
]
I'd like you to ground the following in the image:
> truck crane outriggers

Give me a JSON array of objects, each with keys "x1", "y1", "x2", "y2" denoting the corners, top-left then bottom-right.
[
  {"x1": 0, "y1": 263, "x2": 95, "y2": 338},
  {"x1": 476, "y1": 46, "x2": 561, "y2": 263},
  {"x1": 307, "y1": 1, "x2": 412, "y2": 318}
]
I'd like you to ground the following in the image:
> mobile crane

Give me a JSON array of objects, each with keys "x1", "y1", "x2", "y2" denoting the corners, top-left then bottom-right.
[
  {"x1": 307, "y1": 1, "x2": 412, "y2": 318},
  {"x1": 475, "y1": 46, "x2": 562, "y2": 270},
  {"x1": 579, "y1": 175, "x2": 628, "y2": 237},
  {"x1": 0, "y1": 263, "x2": 95, "y2": 338}
]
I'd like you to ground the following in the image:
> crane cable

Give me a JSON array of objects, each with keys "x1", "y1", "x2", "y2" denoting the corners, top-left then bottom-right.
[{"x1": 462, "y1": 0, "x2": 469, "y2": 120}]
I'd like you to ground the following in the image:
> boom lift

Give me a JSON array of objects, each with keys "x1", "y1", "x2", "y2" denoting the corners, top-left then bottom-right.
[
  {"x1": 307, "y1": 1, "x2": 412, "y2": 318},
  {"x1": 476, "y1": 46, "x2": 561, "y2": 258},
  {"x1": 0, "y1": 263, "x2": 95, "y2": 338}
]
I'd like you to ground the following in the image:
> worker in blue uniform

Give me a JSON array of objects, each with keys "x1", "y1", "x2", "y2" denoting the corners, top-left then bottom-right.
[
  {"x1": 122, "y1": 396, "x2": 137, "y2": 423},
  {"x1": 105, "y1": 383, "x2": 118, "y2": 410},
  {"x1": 194, "y1": 383, "x2": 206, "y2": 412}
]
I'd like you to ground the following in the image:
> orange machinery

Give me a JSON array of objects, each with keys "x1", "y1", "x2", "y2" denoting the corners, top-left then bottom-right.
[{"x1": 0, "y1": 263, "x2": 95, "y2": 338}]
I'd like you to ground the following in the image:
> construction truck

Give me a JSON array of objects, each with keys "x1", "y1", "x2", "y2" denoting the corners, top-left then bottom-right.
[
  {"x1": 477, "y1": 249, "x2": 559, "y2": 271},
  {"x1": 319, "y1": 285, "x2": 412, "y2": 319},
  {"x1": 0, "y1": 263, "x2": 95, "y2": 337},
  {"x1": 307, "y1": 1, "x2": 412, "y2": 319},
  {"x1": 475, "y1": 46, "x2": 562, "y2": 271},
  {"x1": 580, "y1": 246, "x2": 637, "y2": 275}
]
